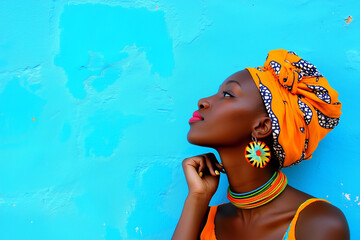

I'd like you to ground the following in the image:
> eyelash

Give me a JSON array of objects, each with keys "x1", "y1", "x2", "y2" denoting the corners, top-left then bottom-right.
[{"x1": 222, "y1": 91, "x2": 233, "y2": 97}]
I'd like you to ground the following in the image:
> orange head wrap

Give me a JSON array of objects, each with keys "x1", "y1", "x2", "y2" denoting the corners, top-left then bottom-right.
[{"x1": 245, "y1": 49, "x2": 342, "y2": 168}]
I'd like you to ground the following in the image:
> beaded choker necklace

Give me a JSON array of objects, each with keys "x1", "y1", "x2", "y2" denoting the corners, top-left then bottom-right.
[{"x1": 227, "y1": 171, "x2": 287, "y2": 209}]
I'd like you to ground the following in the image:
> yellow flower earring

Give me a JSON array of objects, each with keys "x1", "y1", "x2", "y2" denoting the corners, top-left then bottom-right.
[{"x1": 244, "y1": 137, "x2": 271, "y2": 168}]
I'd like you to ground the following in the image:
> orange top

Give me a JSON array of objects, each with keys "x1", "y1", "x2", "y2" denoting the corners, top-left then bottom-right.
[{"x1": 200, "y1": 198, "x2": 330, "y2": 240}]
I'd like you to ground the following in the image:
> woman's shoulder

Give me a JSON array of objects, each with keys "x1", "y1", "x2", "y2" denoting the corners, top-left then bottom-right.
[
  {"x1": 287, "y1": 185, "x2": 349, "y2": 236},
  {"x1": 275, "y1": 185, "x2": 350, "y2": 239},
  {"x1": 295, "y1": 200, "x2": 350, "y2": 240}
]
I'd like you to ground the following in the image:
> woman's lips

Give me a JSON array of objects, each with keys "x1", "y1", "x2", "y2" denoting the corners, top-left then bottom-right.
[{"x1": 189, "y1": 111, "x2": 204, "y2": 123}]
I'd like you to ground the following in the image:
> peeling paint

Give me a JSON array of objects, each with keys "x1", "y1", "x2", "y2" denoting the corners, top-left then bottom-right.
[
  {"x1": 345, "y1": 16, "x2": 353, "y2": 24},
  {"x1": 345, "y1": 193, "x2": 351, "y2": 201}
]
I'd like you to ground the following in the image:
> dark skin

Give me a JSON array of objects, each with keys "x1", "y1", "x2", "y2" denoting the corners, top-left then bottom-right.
[{"x1": 172, "y1": 70, "x2": 350, "y2": 240}]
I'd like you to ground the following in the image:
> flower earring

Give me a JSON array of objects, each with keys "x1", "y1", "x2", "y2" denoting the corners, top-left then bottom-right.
[{"x1": 244, "y1": 136, "x2": 271, "y2": 168}]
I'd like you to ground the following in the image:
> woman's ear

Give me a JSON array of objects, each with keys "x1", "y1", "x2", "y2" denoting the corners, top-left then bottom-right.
[{"x1": 252, "y1": 117, "x2": 272, "y2": 139}]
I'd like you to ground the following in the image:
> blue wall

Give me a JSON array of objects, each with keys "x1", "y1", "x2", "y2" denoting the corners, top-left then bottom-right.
[{"x1": 0, "y1": 0, "x2": 359, "y2": 239}]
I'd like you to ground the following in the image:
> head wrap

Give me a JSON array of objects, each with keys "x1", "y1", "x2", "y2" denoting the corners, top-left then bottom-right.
[{"x1": 245, "y1": 49, "x2": 342, "y2": 168}]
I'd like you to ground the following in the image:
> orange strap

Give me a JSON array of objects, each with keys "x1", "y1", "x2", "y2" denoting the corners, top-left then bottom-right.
[
  {"x1": 201, "y1": 199, "x2": 331, "y2": 240},
  {"x1": 284, "y1": 198, "x2": 331, "y2": 240},
  {"x1": 200, "y1": 205, "x2": 218, "y2": 240}
]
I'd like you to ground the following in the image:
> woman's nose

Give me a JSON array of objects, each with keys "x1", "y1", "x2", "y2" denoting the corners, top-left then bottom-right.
[{"x1": 198, "y1": 98, "x2": 210, "y2": 109}]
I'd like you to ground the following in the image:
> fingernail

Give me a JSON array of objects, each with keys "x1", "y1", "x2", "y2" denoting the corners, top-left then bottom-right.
[
  {"x1": 219, "y1": 162, "x2": 223, "y2": 166},
  {"x1": 215, "y1": 170, "x2": 220, "y2": 175},
  {"x1": 199, "y1": 172, "x2": 203, "y2": 178}
]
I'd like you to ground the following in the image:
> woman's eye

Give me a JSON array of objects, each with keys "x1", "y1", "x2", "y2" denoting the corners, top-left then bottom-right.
[{"x1": 222, "y1": 91, "x2": 233, "y2": 97}]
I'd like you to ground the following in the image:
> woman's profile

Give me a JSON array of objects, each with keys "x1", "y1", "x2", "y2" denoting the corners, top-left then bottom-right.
[{"x1": 172, "y1": 49, "x2": 350, "y2": 240}]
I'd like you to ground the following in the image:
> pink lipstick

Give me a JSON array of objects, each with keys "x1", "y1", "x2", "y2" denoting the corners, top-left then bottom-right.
[{"x1": 189, "y1": 111, "x2": 204, "y2": 123}]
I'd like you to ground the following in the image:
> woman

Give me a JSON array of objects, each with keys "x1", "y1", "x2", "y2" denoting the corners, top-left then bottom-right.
[{"x1": 172, "y1": 49, "x2": 350, "y2": 240}]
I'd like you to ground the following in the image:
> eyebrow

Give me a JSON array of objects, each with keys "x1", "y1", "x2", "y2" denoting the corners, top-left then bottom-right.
[{"x1": 218, "y1": 80, "x2": 241, "y2": 90}]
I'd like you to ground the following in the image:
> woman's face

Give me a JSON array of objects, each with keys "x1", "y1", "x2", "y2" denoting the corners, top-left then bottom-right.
[{"x1": 187, "y1": 70, "x2": 267, "y2": 148}]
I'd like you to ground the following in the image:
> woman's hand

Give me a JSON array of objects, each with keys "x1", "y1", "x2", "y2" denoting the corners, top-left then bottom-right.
[
  {"x1": 172, "y1": 153, "x2": 224, "y2": 240},
  {"x1": 182, "y1": 153, "x2": 224, "y2": 202}
]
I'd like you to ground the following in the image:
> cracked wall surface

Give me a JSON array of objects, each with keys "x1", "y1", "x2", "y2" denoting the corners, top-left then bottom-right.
[{"x1": 0, "y1": 0, "x2": 359, "y2": 239}]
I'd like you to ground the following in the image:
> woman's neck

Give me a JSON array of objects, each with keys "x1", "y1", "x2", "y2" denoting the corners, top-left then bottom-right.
[
  {"x1": 216, "y1": 145, "x2": 275, "y2": 193},
  {"x1": 216, "y1": 145, "x2": 278, "y2": 218}
]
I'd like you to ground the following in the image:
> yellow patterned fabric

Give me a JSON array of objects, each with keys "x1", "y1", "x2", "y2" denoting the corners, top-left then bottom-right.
[{"x1": 246, "y1": 49, "x2": 342, "y2": 168}]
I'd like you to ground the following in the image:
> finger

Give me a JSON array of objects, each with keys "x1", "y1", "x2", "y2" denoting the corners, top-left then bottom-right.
[
  {"x1": 182, "y1": 155, "x2": 210, "y2": 179},
  {"x1": 206, "y1": 153, "x2": 223, "y2": 168},
  {"x1": 204, "y1": 155, "x2": 217, "y2": 176},
  {"x1": 206, "y1": 153, "x2": 224, "y2": 173},
  {"x1": 215, "y1": 162, "x2": 224, "y2": 169},
  {"x1": 198, "y1": 156, "x2": 205, "y2": 176},
  {"x1": 216, "y1": 166, "x2": 225, "y2": 173},
  {"x1": 182, "y1": 157, "x2": 205, "y2": 186}
]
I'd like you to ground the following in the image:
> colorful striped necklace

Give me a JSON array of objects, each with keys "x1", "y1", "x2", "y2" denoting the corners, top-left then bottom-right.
[{"x1": 227, "y1": 171, "x2": 287, "y2": 209}]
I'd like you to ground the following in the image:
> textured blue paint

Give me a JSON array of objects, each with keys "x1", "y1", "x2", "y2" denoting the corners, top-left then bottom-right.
[
  {"x1": 0, "y1": 0, "x2": 359, "y2": 239},
  {"x1": 0, "y1": 78, "x2": 46, "y2": 139},
  {"x1": 54, "y1": 4, "x2": 174, "y2": 99}
]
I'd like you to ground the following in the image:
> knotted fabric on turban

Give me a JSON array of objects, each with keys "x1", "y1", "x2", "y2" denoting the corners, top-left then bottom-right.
[{"x1": 245, "y1": 49, "x2": 342, "y2": 168}]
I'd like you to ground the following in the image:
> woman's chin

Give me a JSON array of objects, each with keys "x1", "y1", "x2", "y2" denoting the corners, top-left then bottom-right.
[
  {"x1": 187, "y1": 132, "x2": 200, "y2": 144},
  {"x1": 187, "y1": 132, "x2": 211, "y2": 147}
]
